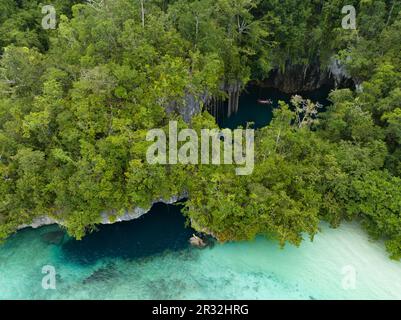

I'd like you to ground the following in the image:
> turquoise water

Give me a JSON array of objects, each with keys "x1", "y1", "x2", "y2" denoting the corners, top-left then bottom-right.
[{"x1": 1, "y1": 202, "x2": 401, "y2": 300}]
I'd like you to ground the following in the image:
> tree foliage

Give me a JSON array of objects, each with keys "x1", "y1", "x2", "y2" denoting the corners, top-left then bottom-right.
[{"x1": 0, "y1": 0, "x2": 400, "y2": 259}]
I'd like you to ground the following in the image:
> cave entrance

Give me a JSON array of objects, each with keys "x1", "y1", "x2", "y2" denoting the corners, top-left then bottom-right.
[{"x1": 214, "y1": 83, "x2": 333, "y2": 130}]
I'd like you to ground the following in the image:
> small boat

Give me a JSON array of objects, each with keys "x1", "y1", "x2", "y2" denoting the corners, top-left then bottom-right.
[{"x1": 257, "y1": 99, "x2": 273, "y2": 105}]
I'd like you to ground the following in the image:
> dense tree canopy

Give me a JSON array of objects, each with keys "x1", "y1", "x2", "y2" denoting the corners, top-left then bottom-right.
[{"x1": 0, "y1": 0, "x2": 400, "y2": 259}]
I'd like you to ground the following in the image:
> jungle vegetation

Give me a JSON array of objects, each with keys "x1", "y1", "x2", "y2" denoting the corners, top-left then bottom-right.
[{"x1": 0, "y1": 0, "x2": 401, "y2": 259}]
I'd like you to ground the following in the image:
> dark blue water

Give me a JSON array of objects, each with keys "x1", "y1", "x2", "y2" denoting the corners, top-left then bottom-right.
[
  {"x1": 219, "y1": 85, "x2": 332, "y2": 129},
  {"x1": 61, "y1": 202, "x2": 194, "y2": 265}
]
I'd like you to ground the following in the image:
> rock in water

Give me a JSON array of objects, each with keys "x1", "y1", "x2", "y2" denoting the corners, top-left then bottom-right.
[{"x1": 189, "y1": 234, "x2": 206, "y2": 248}]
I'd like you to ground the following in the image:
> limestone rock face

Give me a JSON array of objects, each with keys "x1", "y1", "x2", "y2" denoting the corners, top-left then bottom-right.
[
  {"x1": 261, "y1": 58, "x2": 354, "y2": 94},
  {"x1": 99, "y1": 194, "x2": 184, "y2": 225},
  {"x1": 18, "y1": 216, "x2": 58, "y2": 230},
  {"x1": 261, "y1": 63, "x2": 333, "y2": 93},
  {"x1": 166, "y1": 92, "x2": 209, "y2": 123},
  {"x1": 328, "y1": 58, "x2": 351, "y2": 87},
  {"x1": 189, "y1": 234, "x2": 206, "y2": 248},
  {"x1": 17, "y1": 194, "x2": 186, "y2": 230}
]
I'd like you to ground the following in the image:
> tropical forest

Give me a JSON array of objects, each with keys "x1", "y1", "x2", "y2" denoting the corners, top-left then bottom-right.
[{"x1": 0, "y1": 0, "x2": 401, "y2": 300}]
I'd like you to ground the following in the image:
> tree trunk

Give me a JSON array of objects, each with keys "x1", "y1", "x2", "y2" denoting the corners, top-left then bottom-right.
[{"x1": 140, "y1": 0, "x2": 145, "y2": 28}]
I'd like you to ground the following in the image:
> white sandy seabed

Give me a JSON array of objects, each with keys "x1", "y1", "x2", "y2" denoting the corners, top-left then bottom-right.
[{"x1": 0, "y1": 219, "x2": 401, "y2": 300}]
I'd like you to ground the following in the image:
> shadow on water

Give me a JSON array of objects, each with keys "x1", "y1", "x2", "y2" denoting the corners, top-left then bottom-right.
[
  {"x1": 61, "y1": 202, "x2": 194, "y2": 265},
  {"x1": 218, "y1": 84, "x2": 332, "y2": 129}
]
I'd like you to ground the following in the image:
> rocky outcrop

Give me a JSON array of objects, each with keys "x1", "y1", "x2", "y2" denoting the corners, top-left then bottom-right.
[
  {"x1": 205, "y1": 81, "x2": 243, "y2": 120},
  {"x1": 17, "y1": 194, "x2": 186, "y2": 230},
  {"x1": 99, "y1": 194, "x2": 184, "y2": 225},
  {"x1": 168, "y1": 81, "x2": 243, "y2": 123},
  {"x1": 166, "y1": 92, "x2": 209, "y2": 123},
  {"x1": 190, "y1": 217, "x2": 218, "y2": 240},
  {"x1": 18, "y1": 216, "x2": 58, "y2": 230},
  {"x1": 189, "y1": 234, "x2": 206, "y2": 248},
  {"x1": 328, "y1": 58, "x2": 351, "y2": 88},
  {"x1": 224, "y1": 81, "x2": 242, "y2": 117},
  {"x1": 261, "y1": 63, "x2": 333, "y2": 93},
  {"x1": 261, "y1": 57, "x2": 355, "y2": 94}
]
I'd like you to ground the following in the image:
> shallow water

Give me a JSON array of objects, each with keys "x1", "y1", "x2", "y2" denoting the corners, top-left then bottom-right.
[{"x1": 1, "y1": 202, "x2": 400, "y2": 300}]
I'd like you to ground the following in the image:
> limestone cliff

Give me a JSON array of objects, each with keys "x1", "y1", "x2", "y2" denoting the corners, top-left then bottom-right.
[
  {"x1": 17, "y1": 194, "x2": 185, "y2": 230},
  {"x1": 260, "y1": 57, "x2": 354, "y2": 93}
]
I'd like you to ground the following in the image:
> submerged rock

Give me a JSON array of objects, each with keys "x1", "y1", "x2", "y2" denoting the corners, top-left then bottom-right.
[
  {"x1": 82, "y1": 264, "x2": 119, "y2": 285},
  {"x1": 41, "y1": 230, "x2": 65, "y2": 245}
]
